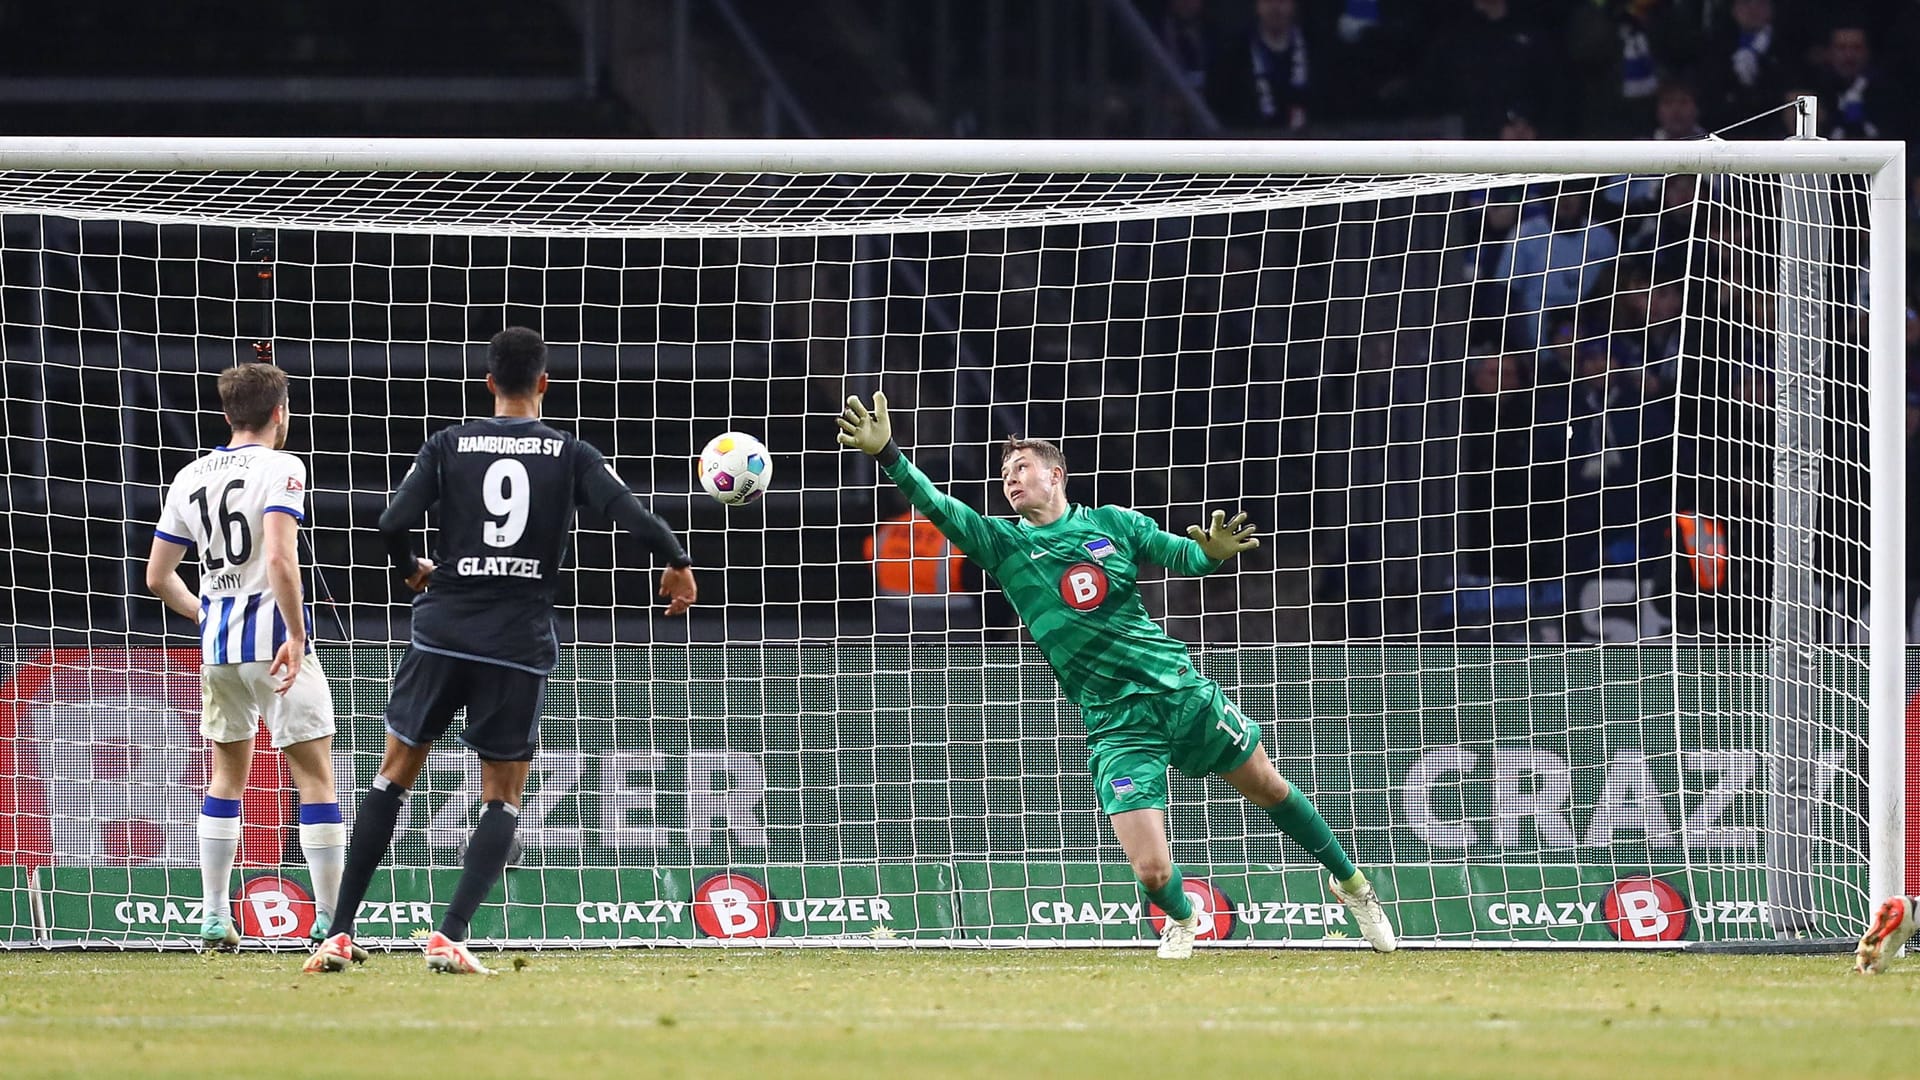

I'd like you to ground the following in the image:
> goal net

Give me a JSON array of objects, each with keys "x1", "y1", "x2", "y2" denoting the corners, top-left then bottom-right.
[{"x1": 0, "y1": 138, "x2": 1904, "y2": 949}]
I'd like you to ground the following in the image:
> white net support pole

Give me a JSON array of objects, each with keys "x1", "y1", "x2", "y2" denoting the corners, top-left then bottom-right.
[{"x1": 1867, "y1": 151, "x2": 1907, "y2": 907}]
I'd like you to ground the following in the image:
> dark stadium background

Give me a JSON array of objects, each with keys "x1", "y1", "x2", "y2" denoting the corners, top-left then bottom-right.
[{"x1": 0, "y1": 0, "x2": 1907, "y2": 648}]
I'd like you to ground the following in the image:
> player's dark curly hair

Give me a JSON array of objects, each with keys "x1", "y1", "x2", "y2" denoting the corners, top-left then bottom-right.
[
  {"x1": 1001, "y1": 436, "x2": 1066, "y2": 474},
  {"x1": 489, "y1": 326, "x2": 548, "y2": 396},
  {"x1": 217, "y1": 363, "x2": 287, "y2": 432}
]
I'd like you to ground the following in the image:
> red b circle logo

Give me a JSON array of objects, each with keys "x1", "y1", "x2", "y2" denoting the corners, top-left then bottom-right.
[
  {"x1": 235, "y1": 875, "x2": 316, "y2": 940},
  {"x1": 1146, "y1": 877, "x2": 1237, "y2": 941},
  {"x1": 1060, "y1": 563, "x2": 1109, "y2": 610},
  {"x1": 1601, "y1": 876, "x2": 1689, "y2": 942},
  {"x1": 693, "y1": 872, "x2": 777, "y2": 939}
]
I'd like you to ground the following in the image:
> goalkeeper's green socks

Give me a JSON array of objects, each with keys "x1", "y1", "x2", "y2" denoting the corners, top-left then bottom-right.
[
  {"x1": 1267, "y1": 786, "x2": 1360, "y2": 884},
  {"x1": 1142, "y1": 866, "x2": 1195, "y2": 921}
]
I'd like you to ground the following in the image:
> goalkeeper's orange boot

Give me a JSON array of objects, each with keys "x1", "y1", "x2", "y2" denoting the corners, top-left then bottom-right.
[
  {"x1": 1855, "y1": 896, "x2": 1916, "y2": 974},
  {"x1": 423, "y1": 931, "x2": 497, "y2": 976}
]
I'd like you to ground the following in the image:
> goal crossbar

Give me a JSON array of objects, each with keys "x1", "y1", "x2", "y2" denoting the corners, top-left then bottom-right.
[{"x1": 0, "y1": 136, "x2": 1903, "y2": 177}]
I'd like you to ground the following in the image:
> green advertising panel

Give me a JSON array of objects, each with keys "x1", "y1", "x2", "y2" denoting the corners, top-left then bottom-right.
[
  {"x1": 308, "y1": 644, "x2": 1864, "y2": 869},
  {"x1": 0, "y1": 645, "x2": 1872, "y2": 945},
  {"x1": 28, "y1": 864, "x2": 953, "y2": 943},
  {"x1": 13, "y1": 861, "x2": 1857, "y2": 945}
]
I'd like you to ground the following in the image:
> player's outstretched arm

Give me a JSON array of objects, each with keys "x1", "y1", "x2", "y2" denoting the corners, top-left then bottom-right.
[
  {"x1": 1187, "y1": 510, "x2": 1260, "y2": 563},
  {"x1": 835, "y1": 392, "x2": 894, "y2": 456},
  {"x1": 837, "y1": 393, "x2": 1009, "y2": 565},
  {"x1": 1126, "y1": 507, "x2": 1256, "y2": 575},
  {"x1": 575, "y1": 444, "x2": 697, "y2": 616}
]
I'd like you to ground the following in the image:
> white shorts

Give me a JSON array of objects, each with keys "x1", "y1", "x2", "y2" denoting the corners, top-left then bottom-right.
[{"x1": 201, "y1": 658, "x2": 336, "y2": 749}]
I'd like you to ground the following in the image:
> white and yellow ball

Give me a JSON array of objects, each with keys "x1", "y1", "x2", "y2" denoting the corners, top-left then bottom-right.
[{"x1": 697, "y1": 431, "x2": 773, "y2": 505}]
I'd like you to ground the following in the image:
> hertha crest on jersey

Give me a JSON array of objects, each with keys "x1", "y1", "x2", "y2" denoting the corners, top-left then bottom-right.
[{"x1": 1083, "y1": 537, "x2": 1115, "y2": 560}]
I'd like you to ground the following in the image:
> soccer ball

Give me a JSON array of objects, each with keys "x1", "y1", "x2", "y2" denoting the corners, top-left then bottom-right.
[{"x1": 697, "y1": 431, "x2": 773, "y2": 505}]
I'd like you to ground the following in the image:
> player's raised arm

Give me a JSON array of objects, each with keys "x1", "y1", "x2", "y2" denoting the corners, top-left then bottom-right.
[
  {"x1": 378, "y1": 434, "x2": 443, "y2": 593},
  {"x1": 574, "y1": 441, "x2": 697, "y2": 616},
  {"x1": 837, "y1": 392, "x2": 1009, "y2": 566},
  {"x1": 1128, "y1": 507, "x2": 1259, "y2": 575}
]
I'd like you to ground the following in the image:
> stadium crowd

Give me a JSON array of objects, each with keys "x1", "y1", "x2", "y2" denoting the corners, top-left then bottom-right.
[
  {"x1": 4, "y1": 0, "x2": 1915, "y2": 650},
  {"x1": 1057, "y1": 0, "x2": 1908, "y2": 646},
  {"x1": 1157, "y1": 0, "x2": 1908, "y2": 142}
]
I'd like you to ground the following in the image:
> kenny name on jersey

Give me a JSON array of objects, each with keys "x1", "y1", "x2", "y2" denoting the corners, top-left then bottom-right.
[{"x1": 154, "y1": 444, "x2": 314, "y2": 664}]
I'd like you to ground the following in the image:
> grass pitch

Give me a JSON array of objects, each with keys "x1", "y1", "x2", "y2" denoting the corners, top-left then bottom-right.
[{"x1": 2, "y1": 947, "x2": 1916, "y2": 1078}]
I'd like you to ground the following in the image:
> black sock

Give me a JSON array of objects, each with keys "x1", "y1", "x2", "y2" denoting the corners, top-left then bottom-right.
[
  {"x1": 332, "y1": 776, "x2": 406, "y2": 940},
  {"x1": 440, "y1": 800, "x2": 519, "y2": 942}
]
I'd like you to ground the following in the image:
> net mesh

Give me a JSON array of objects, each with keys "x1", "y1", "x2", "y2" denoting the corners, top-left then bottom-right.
[{"x1": 0, "y1": 168, "x2": 1583, "y2": 236}]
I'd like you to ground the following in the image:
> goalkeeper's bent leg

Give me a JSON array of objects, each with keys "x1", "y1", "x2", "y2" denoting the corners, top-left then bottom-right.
[
  {"x1": 1267, "y1": 785, "x2": 1361, "y2": 886},
  {"x1": 1111, "y1": 808, "x2": 1194, "y2": 921},
  {"x1": 1142, "y1": 863, "x2": 1194, "y2": 922}
]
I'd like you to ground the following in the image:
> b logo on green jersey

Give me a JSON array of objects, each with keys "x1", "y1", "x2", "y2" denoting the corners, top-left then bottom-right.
[{"x1": 1060, "y1": 563, "x2": 1109, "y2": 610}]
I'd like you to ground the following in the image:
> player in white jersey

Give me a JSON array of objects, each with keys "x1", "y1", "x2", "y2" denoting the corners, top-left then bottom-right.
[{"x1": 145, "y1": 364, "x2": 353, "y2": 956}]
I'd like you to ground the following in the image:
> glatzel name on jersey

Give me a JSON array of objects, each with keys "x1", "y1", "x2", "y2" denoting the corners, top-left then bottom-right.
[{"x1": 455, "y1": 555, "x2": 544, "y2": 578}]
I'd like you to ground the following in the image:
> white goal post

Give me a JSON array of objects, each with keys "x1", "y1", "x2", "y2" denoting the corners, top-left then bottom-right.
[{"x1": 0, "y1": 135, "x2": 1904, "y2": 949}]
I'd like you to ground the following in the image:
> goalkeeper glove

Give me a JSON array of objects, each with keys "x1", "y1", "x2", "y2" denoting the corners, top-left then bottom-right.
[
  {"x1": 1188, "y1": 510, "x2": 1260, "y2": 561},
  {"x1": 835, "y1": 392, "x2": 894, "y2": 456}
]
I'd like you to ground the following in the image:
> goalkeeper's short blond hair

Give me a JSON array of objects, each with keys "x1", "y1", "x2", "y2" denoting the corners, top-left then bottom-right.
[{"x1": 1001, "y1": 436, "x2": 1066, "y2": 474}]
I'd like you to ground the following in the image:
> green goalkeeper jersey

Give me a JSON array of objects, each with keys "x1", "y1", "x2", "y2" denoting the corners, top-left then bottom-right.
[{"x1": 882, "y1": 452, "x2": 1221, "y2": 712}]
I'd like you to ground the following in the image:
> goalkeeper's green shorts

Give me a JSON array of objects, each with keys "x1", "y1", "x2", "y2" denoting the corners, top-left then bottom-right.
[{"x1": 1084, "y1": 680, "x2": 1260, "y2": 816}]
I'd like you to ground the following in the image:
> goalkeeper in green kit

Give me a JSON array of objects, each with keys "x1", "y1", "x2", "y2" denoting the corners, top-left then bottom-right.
[{"x1": 838, "y1": 393, "x2": 1396, "y2": 958}]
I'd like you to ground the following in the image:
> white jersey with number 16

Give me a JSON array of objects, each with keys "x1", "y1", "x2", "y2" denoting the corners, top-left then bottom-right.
[{"x1": 154, "y1": 443, "x2": 312, "y2": 665}]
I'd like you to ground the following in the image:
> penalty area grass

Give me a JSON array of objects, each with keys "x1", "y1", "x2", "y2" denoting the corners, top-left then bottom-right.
[{"x1": 1, "y1": 948, "x2": 1916, "y2": 1078}]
